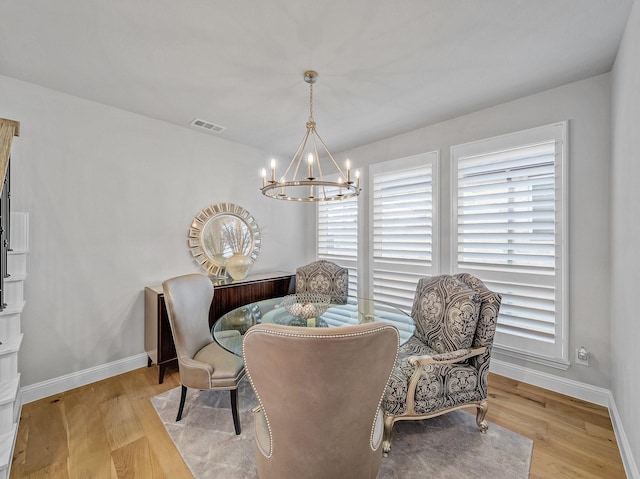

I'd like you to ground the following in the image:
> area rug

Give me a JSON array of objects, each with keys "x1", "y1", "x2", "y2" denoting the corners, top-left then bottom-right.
[{"x1": 151, "y1": 379, "x2": 532, "y2": 479}]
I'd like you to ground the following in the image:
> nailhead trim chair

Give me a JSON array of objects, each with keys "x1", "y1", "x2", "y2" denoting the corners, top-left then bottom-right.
[
  {"x1": 162, "y1": 273, "x2": 246, "y2": 434},
  {"x1": 382, "y1": 273, "x2": 501, "y2": 453},
  {"x1": 243, "y1": 322, "x2": 399, "y2": 479},
  {"x1": 295, "y1": 260, "x2": 349, "y2": 300}
]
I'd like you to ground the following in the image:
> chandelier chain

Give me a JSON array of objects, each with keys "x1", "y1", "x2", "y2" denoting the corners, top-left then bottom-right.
[{"x1": 308, "y1": 82, "x2": 314, "y2": 122}]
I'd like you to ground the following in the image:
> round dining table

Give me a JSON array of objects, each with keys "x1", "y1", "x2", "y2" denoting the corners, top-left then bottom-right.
[{"x1": 212, "y1": 295, "x2": 416, "y2": 356}]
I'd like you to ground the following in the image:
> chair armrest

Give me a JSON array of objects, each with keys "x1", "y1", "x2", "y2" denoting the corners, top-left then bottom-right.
[
  {"x1": 402, "y1": 346, "x2": 488, "y2": 416},
  {"x1": 408, "y1": 346, "x2": 487, "y2": 366}
]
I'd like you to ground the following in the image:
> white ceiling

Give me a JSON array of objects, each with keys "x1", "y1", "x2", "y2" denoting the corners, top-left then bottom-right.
[{"x1": 0, "y1": 0, "x2": 634, "y2": 157}]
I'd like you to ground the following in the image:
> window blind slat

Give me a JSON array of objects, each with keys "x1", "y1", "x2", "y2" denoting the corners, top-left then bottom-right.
[
  {"x1": 459, "y1": 233, "x2": 555, "y2": 242},
  {"x1": 459, "y1": 222, "x2": 556, "y2": 233},
  {"x1": 459, "y1": 178, "x2": 555, "y2": 196},
  {"x1": 458, "y1": 188, "x2": 554, "y2": 205}
]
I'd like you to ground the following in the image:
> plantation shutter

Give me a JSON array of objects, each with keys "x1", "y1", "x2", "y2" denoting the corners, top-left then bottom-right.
[
  {"x1": 317, "y1": 192, "x2": 358, "y2": 296},
  {"x1": 370, "y1": 152, "x2": 438, "y2": 312},
  {"x1": 452, "y1": 122, "x2": 567, "y2": 366}
]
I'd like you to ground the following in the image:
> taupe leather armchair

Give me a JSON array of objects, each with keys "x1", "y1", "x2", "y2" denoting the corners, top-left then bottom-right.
[
  {"x1": 295, "y1": 259, "x2": 349, "y2": 300},
  {"x1": 382, "y1": 273, "x2": 501, "y2": 453},
  {"x1": 162, "y1": 273, "x2": 246, "y2": 434},
  {"x1": 243, "y1": 322, "x2": 399, "y2": 479}
]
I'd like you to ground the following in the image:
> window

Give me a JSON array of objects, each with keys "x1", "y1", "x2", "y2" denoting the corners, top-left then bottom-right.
[
  {"x1": 317, "y1": 189, "x2": 358, "y2": 296},
  {"x1": 451, "y1": 122, "x2": 568, "y2": 368},
  {"x1": 370, "y1": 152, "x2": 439, "y2": 312}
]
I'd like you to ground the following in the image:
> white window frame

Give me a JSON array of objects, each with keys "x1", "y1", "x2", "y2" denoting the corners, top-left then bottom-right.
[
  {"x1": 451, "y1": 122, "x2": 569, "y2": 369},
  {"x1": 368, "y1": 151, "x2": 439, "y2": 313}
]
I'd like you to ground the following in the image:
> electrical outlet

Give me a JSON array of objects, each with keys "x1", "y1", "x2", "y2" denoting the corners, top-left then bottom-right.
[{"x1": 575, "y1": 346, "x2": 590, "y2": 366}]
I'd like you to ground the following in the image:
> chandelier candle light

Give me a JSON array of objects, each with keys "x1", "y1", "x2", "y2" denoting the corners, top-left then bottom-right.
[{"x1": 260, "y1": 70, "x2": 361, "y2": 202}]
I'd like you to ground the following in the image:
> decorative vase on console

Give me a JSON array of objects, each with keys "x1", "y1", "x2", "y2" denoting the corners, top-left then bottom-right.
[
  {"x1": 226, "y1": 252, "x2": 252, "y2": 281},
  {"x1": 220, "y1": 217, "x2": 257, "y2": 281}
]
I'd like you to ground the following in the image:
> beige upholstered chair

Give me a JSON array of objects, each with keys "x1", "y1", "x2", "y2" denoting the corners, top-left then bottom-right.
[
  {"x1": 382, "y1": 273, "x2": 501, "y2": 453},
  {"x1": 162, "y1": 273, "x2": 246, "y2": 434},
  {"x1": 243, "y1": 322, "x2": 399, "y2": 479},
  {"x1": 295, "y1": 259, "x2": 349, "y2": 300}
]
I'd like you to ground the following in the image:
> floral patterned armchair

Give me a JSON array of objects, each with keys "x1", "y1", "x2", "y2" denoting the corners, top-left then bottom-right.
[
  {"x1": 295, "y1": 260, "x2": 349, "y2": 300},
  {"x1": 382, "y1": 274, "x2": 501, "y2": 453}
]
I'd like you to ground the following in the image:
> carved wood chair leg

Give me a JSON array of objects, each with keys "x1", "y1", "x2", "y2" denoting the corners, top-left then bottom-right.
[
  {"x1": 230, "y1": 388, "x2": 241, "y2": 435},
  {"x1": 176, "y1": 385, "x2": 187, "y2": 421},
  {"x1": 476, "y1": 400, "x2": 489, "y2": 433},
  {"x1": 382, "y1": 412, "x2": 395, "y2": 454}
]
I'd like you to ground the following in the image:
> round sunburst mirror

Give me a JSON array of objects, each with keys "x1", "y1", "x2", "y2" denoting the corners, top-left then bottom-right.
[{"x1": 188, "y1": 203, "x2": 261, "y2": 277}]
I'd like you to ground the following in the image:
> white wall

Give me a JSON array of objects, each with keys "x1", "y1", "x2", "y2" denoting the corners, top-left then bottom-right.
[
  {"x1": 0, "y1": 74, "x2": 311, "y2": 386},
  {"x1": 341, "y1": 74, "x2": 613, "y2": 388},
  {"x1": 611, "y1": 0, "x2": 640, "y2": 472}
]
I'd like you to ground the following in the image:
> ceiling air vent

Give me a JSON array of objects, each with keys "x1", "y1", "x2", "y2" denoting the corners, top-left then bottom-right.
[{"x1": 190, "y1": 118, "x2": 226, "y2": 134}]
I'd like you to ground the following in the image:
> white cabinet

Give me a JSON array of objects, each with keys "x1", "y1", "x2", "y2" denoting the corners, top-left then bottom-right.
[{"x1": 0, "y1": 212, "x2": 28, "y2": 479}]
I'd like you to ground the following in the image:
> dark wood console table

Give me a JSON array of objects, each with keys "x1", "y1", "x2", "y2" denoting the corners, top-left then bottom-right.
[{"x1": 144, "y1": 271, "x2": 295, "y2": 383}]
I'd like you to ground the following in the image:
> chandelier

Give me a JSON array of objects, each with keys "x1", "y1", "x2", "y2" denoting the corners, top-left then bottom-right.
[{"x1": 260, "y1": 70, "x2": 361, "y2": 202}]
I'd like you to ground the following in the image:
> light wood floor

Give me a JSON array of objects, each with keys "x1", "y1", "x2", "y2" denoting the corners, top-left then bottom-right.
[{"x1": 10, "y1": 368, "x2": 626, "y2": 479}]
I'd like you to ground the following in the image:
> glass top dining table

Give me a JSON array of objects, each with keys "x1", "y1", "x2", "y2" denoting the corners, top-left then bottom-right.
[{"x1": 212, "y1": 295, "x2": 416, "y2": 356}]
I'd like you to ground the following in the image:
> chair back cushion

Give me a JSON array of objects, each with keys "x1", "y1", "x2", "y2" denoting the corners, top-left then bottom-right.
[
  {"x1": 243, "y1": 322, "x2": 399, "y2": 479},
  {"x1": 411, "y1": 275, "x2": 481, "y2": 353},
  {"x1": 162, "y1": 274, "x2": 214, "y2": 360},
  {"x1": 295, "y1": 260, "x2": 349, "y2": 299},
  {"x1": 454, "y1": 273, "x2": 501, "y2": 348}
]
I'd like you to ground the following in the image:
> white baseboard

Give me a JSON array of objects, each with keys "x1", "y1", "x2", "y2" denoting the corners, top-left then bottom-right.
[
  {"x1": 608, "y1": 392, "x2": 640, "y2": 479},
  {"x1": 491, "y1": 358, "x2": 638, "y2": 479},
  {"x1": 20, "y1": 353, "x2": 148, "y2": 404},
  {"x1": 490, "y1": 358, "x2": 610, "y2": 406}
]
